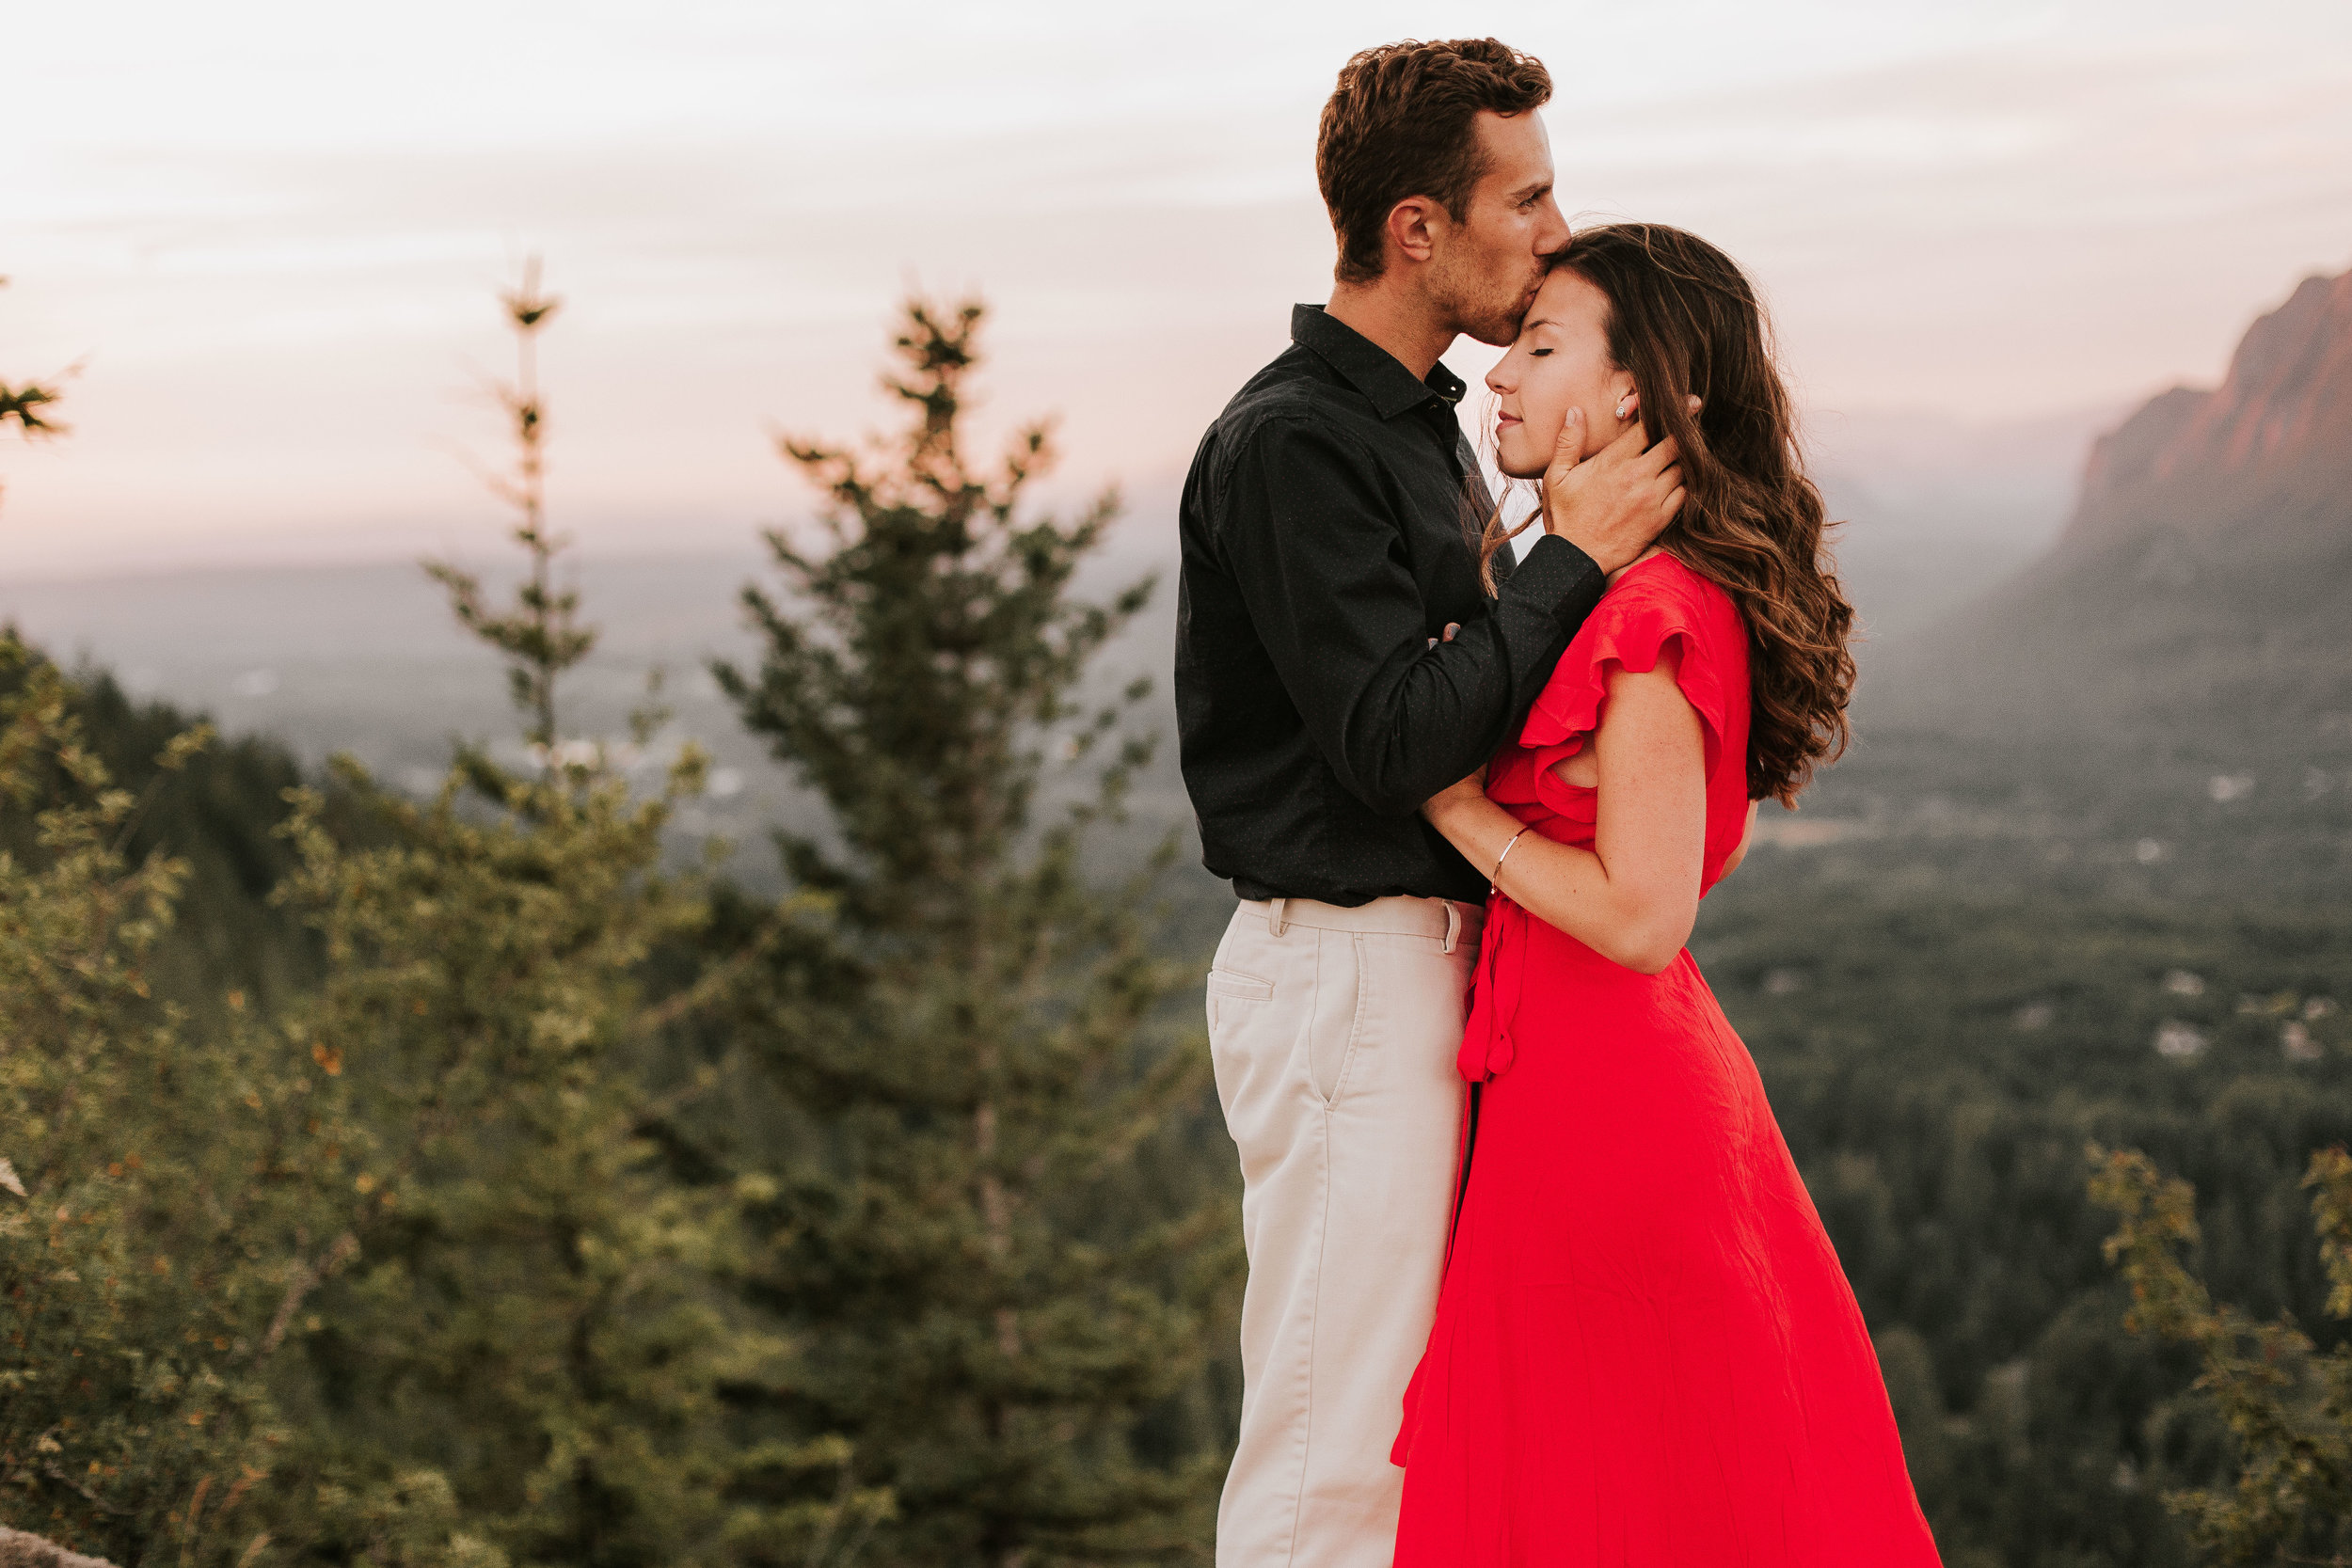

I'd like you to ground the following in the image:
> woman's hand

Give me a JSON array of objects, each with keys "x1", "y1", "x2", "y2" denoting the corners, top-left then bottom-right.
[{"x1": 1422, "y1": 764, "x2": 1489, "y2": 827}]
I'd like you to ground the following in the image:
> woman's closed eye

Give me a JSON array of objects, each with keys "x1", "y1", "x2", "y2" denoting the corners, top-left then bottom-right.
[{"x1": 1529, "y1": 348, "x2": 1551, "y2": 357}]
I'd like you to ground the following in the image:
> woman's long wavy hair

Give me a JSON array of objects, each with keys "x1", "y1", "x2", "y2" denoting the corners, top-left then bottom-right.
[{"x1": 1481, "y1": 223, "x2": 1856, "y2": 805}]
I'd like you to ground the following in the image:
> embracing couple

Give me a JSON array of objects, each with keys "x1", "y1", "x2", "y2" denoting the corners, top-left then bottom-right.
[{"x1": 1174, "y1": 37, "x2": 1943, "y2": 1567}]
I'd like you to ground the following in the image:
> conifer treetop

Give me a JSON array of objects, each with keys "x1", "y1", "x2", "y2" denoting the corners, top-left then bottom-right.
[
  {"x1": 1, "y1": 275, "x2": 70, "y2": 519},
  {"x1": 426, "y1": 257, "x2": 599, "y2": 762},
  {"x1": 726, "y1": 293, "x2": 1154, "y2": 896}
]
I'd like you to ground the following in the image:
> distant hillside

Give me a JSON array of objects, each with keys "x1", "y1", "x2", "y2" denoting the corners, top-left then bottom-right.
[
  {"x1": 2068, "y1": 269, "x2": 2352, "y2": 566},
  {"x1": 1808, "y1": 401, "x2": 2116, "y2": 646},
  {"x1": 1876, "y1": 266, "x2": 2352, "y2": 746},
  {"x1": 1822, "y1": 267, "x2": 2352, "y2": 901}
]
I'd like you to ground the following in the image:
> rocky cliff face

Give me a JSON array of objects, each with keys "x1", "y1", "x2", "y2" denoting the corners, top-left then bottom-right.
[
  {"x1": 1828, "y1": 266, "x2": 2352, "y2": 899},
  {"x1": 1867, "y1": 264, "x2": 2352, "y2": 759},
  {"x1": 2060, "y1": 267, "x2": 2352, "y2": 566}
]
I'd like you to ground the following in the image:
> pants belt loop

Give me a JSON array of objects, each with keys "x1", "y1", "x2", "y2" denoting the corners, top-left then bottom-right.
[
  {"x1": 1440, "y1": 898, "x2": 1461, "y2": 955},
  {"x1": 1267, "y1": 896, "x2": 1289, "y2": 937}
]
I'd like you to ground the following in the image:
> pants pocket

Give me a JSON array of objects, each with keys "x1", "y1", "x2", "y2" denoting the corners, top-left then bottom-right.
[
  {"x1": 1309, "y1": 932, "x2": 1369, "y2": 1105},
  {"x1": 1205, "y1": 967, "x2": 1275, "y2": 1034}
]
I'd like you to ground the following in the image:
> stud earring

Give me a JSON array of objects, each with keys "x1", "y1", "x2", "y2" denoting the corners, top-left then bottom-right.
[{"x1": 1614, "y1": 396, "x2": 1632, "y2": 420}]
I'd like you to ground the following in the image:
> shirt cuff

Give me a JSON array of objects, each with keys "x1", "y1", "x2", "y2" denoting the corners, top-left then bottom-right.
[{"x1": 1500, "y1": 533, "x2": 1604, "y2": 627}]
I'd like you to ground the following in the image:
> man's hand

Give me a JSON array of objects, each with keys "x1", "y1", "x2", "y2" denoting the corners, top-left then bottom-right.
[{"x1": 1540, "y1": 407, "x2": 1686, "y2": 575}]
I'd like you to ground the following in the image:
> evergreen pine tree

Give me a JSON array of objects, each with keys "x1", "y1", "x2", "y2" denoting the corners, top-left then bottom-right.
[
  {"x1": 0, "y1": 313, "x2": 330, "y2": 1565},
  {"x1": 424, "y1": 258, "x2": 596, "y2": 765},
  {"x1": 2093, "y1": 1144, "x2": 2352, "y2": 1564},
  {"x1": 247, "y1": 263, "x2": 749, "y2": 1566},
  {"x1": 712, "y1": 297, "x2": 1237, "y2": 1567},
  {"x1": 0, "y1": 640, "x2": 303, "y2": 1561}
]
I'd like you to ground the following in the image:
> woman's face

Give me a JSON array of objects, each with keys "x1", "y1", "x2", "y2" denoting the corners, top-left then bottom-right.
[{"x1": 1487, "y1": 268, "x2": 1635, "y2": 479}]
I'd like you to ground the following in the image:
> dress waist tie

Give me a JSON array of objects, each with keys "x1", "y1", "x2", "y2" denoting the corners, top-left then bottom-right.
[{"x1": 1456, "y1": 893, "x2": 1531, "y2": 1083}]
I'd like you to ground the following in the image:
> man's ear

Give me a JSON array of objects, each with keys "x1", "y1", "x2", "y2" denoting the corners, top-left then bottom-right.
[{"x1": 1384, "y1": 196, "x2": 1441, "y2": 267}]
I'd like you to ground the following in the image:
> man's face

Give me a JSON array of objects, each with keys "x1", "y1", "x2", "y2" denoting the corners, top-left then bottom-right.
[{"x1": 1426, "y1": 110, "x2": 1571, "y2": 348}]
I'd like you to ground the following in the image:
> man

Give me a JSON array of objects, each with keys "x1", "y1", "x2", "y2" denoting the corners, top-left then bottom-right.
[{"x1": 1173, "y1": 38, "x2": 1683, "y2": 1568}]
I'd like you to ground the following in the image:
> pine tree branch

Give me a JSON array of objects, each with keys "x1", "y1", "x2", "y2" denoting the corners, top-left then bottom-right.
[{"x1": 255, "y1": 1229, "x2": 358, "y2": 1361}]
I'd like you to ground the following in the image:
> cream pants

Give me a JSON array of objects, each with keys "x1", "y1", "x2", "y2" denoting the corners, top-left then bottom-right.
[{"x1": 1208, "y1": 895, "x2": 1481, "y2": 1568}]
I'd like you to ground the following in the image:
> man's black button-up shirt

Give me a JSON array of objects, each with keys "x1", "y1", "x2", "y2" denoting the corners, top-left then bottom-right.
[{"x1": 1175, "y1": 304, "x2": 1607, "y2": 906}]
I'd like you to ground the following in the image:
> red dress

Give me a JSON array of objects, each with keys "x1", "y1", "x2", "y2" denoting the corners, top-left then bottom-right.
[{"x1": 1391, "y1": 555, "x2": 1940, "y2": 1566}]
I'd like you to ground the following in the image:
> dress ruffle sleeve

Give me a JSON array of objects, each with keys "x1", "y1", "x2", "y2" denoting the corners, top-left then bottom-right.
[{"x1": 1516, "y1": 575, "x2": 1732, "y2": 822}]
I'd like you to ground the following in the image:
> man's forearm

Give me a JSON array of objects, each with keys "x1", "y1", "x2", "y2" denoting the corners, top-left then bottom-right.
[{"x1": 1328, "y1": 537, "x2": 1605, "y2": 814}]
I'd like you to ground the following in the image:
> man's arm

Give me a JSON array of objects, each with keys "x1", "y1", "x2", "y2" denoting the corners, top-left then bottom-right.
[{"x1": 1217, "y1": 418, "x2": 1605, "y2": 816}]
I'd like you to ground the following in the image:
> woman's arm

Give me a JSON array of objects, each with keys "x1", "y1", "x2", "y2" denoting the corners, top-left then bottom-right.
[{"x1": 1422, "y1": 650, "x2": 1708, "y2": 974}]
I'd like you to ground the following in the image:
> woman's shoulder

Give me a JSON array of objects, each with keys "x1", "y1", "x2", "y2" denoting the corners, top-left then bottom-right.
[
  {"x1": 1574, "y1": 553, "x2": 1730, "y2": 648},
  {"x1": 1609, "y1": 550, "x2": 1731, "y2": 615}
]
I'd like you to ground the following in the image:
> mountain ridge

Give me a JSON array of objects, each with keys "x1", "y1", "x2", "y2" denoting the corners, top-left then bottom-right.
[
  {"x1": 2060, "y1": 266, "x2": 2352, "y2": 566},
  {"x1": 1872, "y1": 263, "x2": 2352, "y2": 737},
  {"x1": 1825, "y1": 264, "x2": 2352, "y2": 901}
]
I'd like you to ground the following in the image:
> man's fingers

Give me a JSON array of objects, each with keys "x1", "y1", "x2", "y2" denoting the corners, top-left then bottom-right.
[
  {"x1": 1661, "y1": 484, "x2": 1688, "y2": 520},
  {"x1": 1581, "y1": 417, "x2": 1648, "y2": 470},
  {"x1": 1634, "y1": 433, "x2": 1681, "y2": 477},
  {"x1": 1647, "y1": 465, "x2": 1683, "y2": 512}
]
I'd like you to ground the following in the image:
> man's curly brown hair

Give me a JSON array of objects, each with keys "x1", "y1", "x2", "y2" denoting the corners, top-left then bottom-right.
[{"x1": 1316, "y1": 39, "x2": 1551, "y2": 286}]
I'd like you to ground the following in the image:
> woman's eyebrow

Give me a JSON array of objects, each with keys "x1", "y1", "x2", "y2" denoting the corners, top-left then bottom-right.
[{"x1": 1521, "y1": 317, "x2": 1554, "y2": 330}]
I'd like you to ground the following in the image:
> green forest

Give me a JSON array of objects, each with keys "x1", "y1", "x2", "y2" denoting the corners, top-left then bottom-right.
[{"x1": 7, "y1": 282, "x2": 2352, "y2": 1568}]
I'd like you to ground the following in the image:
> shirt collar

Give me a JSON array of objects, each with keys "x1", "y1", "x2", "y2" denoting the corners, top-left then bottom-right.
[{"x1": 1291, "y1": 304, "x2": 1467, "y2": 421}]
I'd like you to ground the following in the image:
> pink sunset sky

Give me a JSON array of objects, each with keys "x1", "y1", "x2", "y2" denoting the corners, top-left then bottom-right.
[{"x1": 2, "y1": 0, "x2": 2349, "y2": 578}]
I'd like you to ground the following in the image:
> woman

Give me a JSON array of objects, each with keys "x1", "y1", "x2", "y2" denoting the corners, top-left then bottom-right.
[{"x1": 1390, "y1": 225, "x2": 1941, "y2": 1564}]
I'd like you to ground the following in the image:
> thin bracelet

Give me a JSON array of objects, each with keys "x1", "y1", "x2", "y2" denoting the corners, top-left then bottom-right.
[{"x1": 1489, "y1": 826, "x2": 1531, "y2": 890}]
